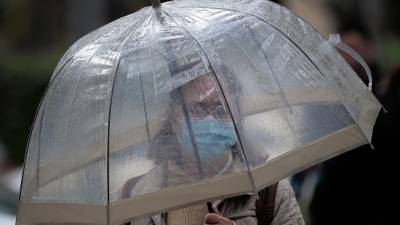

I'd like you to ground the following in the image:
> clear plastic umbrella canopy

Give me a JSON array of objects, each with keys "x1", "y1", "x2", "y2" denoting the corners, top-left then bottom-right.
[{"x1": 17, "y1": 0, "x2": 381, "y2": 224}]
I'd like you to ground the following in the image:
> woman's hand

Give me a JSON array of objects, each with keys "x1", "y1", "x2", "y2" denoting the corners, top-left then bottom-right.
[{"x1": 204, "y1": 213, "x2": 233, "y2": 225}]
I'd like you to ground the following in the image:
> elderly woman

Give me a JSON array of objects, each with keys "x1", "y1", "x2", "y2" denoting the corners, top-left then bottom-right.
[{"x1": 126, "y1": 73, "x2": 305, "y2": 225}]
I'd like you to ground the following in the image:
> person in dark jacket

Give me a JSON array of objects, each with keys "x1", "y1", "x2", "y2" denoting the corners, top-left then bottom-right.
[{"x1": 310, "y1": 29, "x2": 397, "y2": 225}]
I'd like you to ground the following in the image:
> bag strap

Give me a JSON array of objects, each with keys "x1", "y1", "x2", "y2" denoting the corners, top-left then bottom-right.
[{"x1": 256, "y1": 183, "x2": 279, "y2": 225}]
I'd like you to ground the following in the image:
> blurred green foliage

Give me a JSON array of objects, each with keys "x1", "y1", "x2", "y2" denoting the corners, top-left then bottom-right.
[
  {"x1": 0, "y1": 49, "x2": 65, "y2": 78},
  {"x1": 383, "y1": 37, "x2": 400, "y2": 70},
  {"x1": 0, "y1": 0, "x2": 33, "y2": 46},
  {"x1": 0, "y1": 49, "x2": 65, "y2": 164}
]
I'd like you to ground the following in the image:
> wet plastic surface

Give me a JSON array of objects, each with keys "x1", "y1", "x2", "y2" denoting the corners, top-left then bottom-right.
[{"x1": 17, "y1": 1, "x2": 381, "y2": 224}]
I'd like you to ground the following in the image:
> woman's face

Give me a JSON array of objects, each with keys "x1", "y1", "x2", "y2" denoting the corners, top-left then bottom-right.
[
  {"x1": 169, "y1": 75, "x2": 237, "y2": 177},
  {"x1": 171, "y1": 75, "x2": 231, "y2": 137}
]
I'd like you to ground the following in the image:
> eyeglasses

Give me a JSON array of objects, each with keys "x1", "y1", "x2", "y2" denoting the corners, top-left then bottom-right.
[{"x1": 182, "y1": 101, "x2": 231, "y2": 121}]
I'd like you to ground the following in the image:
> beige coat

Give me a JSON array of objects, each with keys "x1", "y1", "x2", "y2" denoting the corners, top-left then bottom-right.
[
  {"x1": 129, "y1": 120, "x2": 305, "y2": 225},
  {"x1": 129, "y1": 175, "x2": 304, "y2": 225}
]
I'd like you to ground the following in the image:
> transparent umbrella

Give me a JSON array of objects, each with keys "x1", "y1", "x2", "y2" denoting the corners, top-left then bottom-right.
[{"x1": 17, "y1": 0, "x2": 382, "y2": 224}]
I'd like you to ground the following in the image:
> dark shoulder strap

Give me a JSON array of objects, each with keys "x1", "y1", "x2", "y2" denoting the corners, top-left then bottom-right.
[{"x1": 256, "y1": 183, "x2": 279, "y2": 225}]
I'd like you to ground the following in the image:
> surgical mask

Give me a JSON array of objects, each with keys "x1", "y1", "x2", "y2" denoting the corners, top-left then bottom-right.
[{"x1": 182, "y1": 115, "x2": 236, "y2": 161}]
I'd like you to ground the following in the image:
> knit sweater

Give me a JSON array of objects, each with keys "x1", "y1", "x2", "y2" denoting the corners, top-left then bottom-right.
[{"x1": 167, "y1": 204, "x2": 209, "y2": 225}]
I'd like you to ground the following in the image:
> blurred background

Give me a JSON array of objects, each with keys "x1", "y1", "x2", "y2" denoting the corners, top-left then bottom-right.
[{"x1": 1, "y1": 0, "x2": 399, "y2": 224}]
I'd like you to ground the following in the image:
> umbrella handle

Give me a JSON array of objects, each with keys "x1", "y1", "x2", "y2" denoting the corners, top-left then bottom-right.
[
  {"x1": 207, "y1": 202, "x2": 214, "y2": 213},
  {"x1": 329, "y1": 33, "x2": 373, "y2": 91},
  {"x1": 151, "y1": 0, "x2": 161, "y2": 8}
]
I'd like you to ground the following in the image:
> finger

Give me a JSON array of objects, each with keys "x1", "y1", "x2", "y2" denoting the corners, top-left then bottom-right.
[
  {"x1": 205, "y1": 213, "x2": 221, "y2": 224},
  {"x1": 212, "y1": 205, "x2": 220, "y2": 215}
]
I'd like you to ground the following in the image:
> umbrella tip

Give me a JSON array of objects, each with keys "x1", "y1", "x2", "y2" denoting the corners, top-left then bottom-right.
[
  {"x1": 151, "y1": 0, "x2": 161, "y2": 8},
  {"x1": 369, "y1": 143, "x2": 375, "y2": 150}
]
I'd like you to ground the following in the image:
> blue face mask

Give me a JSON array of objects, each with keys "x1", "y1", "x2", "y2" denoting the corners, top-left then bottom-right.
[{"x1": 182, "y1": 116, "x2": 236, "y2": 161}]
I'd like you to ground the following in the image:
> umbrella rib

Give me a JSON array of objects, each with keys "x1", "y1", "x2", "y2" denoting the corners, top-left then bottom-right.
[
  {"x1": 174, "y1": 3, "x2": 367, "y2": 133},
  {"x1": 105, "y1": 13, "x2": 151, "y2": 225},
  {"x1": 171, "y1": 9, "x2": 299, "y2": 144},
  {"x1": 33, "y1": 13, "x2": 171, "y2": 191},
  {"x1": 179, "y1": 4, "x2": 369, "y2": 108},
  {"x1": 172, "y1": 3, "x2": 348, "y2": 104},
  {"x1": 139, "y1": 63, "x2": 152, "y2": 143},
  {"x1": 162, "y1": 9, "x2": 258, "y2": 193},
  {"x1": 24, "y1": 14, "x2": 145, "y2": 195},
  {"x1": 241, "y1": 22, "x2": 299, "y2": 138},
  {"x1": 153, "y1": 9, "x2": 206, "y2": 178},
  {"x1": 48, "y1": 21, "x2": 129, "y2": 83},
  {"x1": 49, "y1": 50, "x2": 74, "y2": 83},
  {"x1": 175, "y1": 9, "x2": 293, "y2": 112},
  {"x1": 182, "y1": 4, "x2": 375, "y2": 141},
  {"x1": 31, "y1": 11, "x2": 150, "y2": 193},
  {"x1": 17, "y1": 56, "x2": 74, "y2": 207},
  {"x1": 178, "y1": 3, "x2": 379, "y2": 141},
  {"x1": 175, "y1": 4, "x2": 330, "y2": 87}
]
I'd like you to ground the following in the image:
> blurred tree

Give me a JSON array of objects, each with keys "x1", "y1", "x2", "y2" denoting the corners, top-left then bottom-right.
[
  {"x1": 385, "y1": 0, "x2": 400, "y2": 35},
  {"x1": 0, "y1": 0, "x2": 69, "y2": 49},
  {"x1": 30, "y1": 0, "x2": 67, "y2": 48},
  {"x1": 0, "y1": 0, "x2": 33, "y2": 48},
  {"x1": 67, "y1": 0, "x2": 108, "y2": 42}
]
